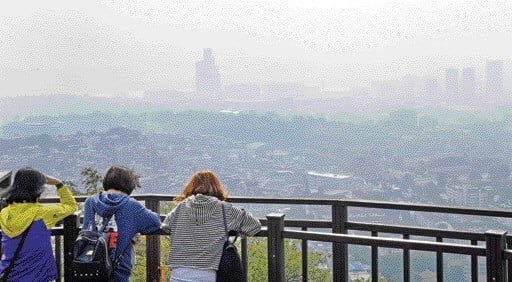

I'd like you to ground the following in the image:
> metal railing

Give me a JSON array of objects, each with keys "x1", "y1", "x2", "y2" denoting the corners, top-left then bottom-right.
[{"x1": 1, "y1": 189, "x2": 512, "y2": 281}]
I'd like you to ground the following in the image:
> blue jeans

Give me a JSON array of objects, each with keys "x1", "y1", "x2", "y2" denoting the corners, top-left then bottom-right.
[{"x1": 170, "y1": 267, "x2": 216, "y2": 282}]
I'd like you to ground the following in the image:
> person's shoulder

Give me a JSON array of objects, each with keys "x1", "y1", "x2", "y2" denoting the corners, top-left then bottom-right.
[
  {"x1": 222, "y1": 201, "x2": 244, "y2": 215},
  {"x1": 84, "y1": 193, "x2": 101, "y2": 202},
  {"x1": 127, "y1": 196, "x2": 144, "y2": 207}
]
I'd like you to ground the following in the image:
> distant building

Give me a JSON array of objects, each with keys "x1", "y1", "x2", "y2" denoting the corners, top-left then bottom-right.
[
  {"x1": 461, "y1": 67, "x2": 476, "y2": 99},
  {"x1": 371, "y1": 80, "x2": 398, "y2": 97},
  {"x1": 446, "y1": 185, "x2": 489, "y2": 207},
  {"x1": 486, "y1": 60, "x2": 504, "y2": 100},
  {"x1": 424, "y1": 76, "x2": 441, "y2": 104},
  {"x1": 224, "y1": 83, "x2": 261, "y2": 100},
  {"x1": 306, "y1": 171, "x2": 358, "y2": 196},
  {"x1": 195, "y1": 48, "x2": 221, "y2": 93},
  {"x1": 399, "y1": 75, "x2": 420, "y2": 106},
  {"x1": 445, "y1": 68, "x2": 459, "y2": 101},
  {"x1": 260, "y1": 82, "x2": 312, "y2": 99}
]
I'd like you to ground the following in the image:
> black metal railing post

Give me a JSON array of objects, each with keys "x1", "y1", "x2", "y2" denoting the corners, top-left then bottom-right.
[
  {"x1": 301, "y1": 227, "x2": 308, "y2": 282},
  {"x1": 403, "y1": 234, "x2": 410, "y2": 282},
  {"x1": 55, "y1": 235, "x2": 62, "y2": 281},
  {"x1": 145, "y1": 199, "x2": 161, "y2": 282},
  {"x1": 241, "y1": 236, "x2": 248, "y2": 282},
  {"x1": 371, "y1": 231, "x2": 378, "y2": 282},
  {"x1": 267, "y1": 213, "x2": 285, "y2": 282},
  {"x1": 436, "y1": 237, "x2": 443, "y2": 282},
  {"x1": 63, "y1": 213, "x2": 80, "y2": 282},
  {"x1": 146, "y1": 199, "x2": 161, "y2": 282},
  {"x1": 332, "y1": 203, "x2": 348, "y2": 282},
  {"x1": 471, "y1": 240, "x2": 478, "y2": 282},
  {"x1": 485, "y1": 230, "x2": 507, "y2": 282}
]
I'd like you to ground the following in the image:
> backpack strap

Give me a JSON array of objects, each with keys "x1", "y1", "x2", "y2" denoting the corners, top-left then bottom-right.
[
  {"x1": 1, "y1": 222, "x2": 32, "y2": 280},
  {"x1": 221, "y1": 205, "x2": 246, "y2": 244},
  {"x1": 112, "y1": 240, "x2": 132, "y2": 271},
  {"x1": 221, "y1": 204, "x2": 229, "y2": 241},
  {"x1": 232, "y1": 209, "x2": 246, "y2": 244}
]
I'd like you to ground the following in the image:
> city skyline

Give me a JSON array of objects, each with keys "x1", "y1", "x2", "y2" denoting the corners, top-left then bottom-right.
[{"x1": 1, "y1": 1, "x2": 511, "y2": 97}]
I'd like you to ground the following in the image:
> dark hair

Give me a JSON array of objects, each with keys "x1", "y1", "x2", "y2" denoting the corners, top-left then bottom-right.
[
  {"x1": 102, "y1": 165, "x2": 140, "y2": 195},
  {"x1": 5, "y1": 167, "x2": 46, "y2": 204}
]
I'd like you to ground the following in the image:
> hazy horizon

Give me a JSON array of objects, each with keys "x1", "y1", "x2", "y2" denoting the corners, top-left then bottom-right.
[{"x1": 1, "y1": 0, "x2": 511, "y2": 97}]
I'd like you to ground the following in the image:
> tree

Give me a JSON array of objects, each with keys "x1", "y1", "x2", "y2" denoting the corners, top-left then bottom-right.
[{"x1": 81, "y1": 167, "x2": 103, "y2": 194}]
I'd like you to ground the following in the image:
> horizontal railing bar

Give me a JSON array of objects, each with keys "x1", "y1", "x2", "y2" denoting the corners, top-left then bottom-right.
[
  {"x1": 263, "y1": 219, "x2": 332, "y2": 228},
  {"x1": 282, "y1": 230, "x2": 487, "y2": 256},
  {"x1": 347, "y1": 221, "x2": 486, "y2": 241},
  {"x1": 38, "y1": 194, "x2": 512, "y2": 218},
  {"x1": 339, "y1": 199, "x2": 512, "y2": 218},
  {"x1": 146, "y1": 227, "x2": 268, "y2": 237},
  {"x1": 50, "y1": 227, "x2": 65, "y2": 236},
  {"x1": 157, "y1": 215, "x2": 331, "y2": 228},
  {"x1": 39, "y1": 196, "x2": 88, "y2": 203}
]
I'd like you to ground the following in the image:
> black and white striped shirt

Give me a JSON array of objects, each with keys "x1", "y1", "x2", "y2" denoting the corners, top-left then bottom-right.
[{"x1": 161, "y1": 194, "x2": 261, "y2": 270}]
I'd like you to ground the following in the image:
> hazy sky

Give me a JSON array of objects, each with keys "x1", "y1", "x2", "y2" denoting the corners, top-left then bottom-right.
[{"x1": 0, "y1": 0, "x2": 511, "y2": 96}]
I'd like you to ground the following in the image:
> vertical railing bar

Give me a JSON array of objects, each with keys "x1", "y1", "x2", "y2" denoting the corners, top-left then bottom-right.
[
  {"x1": 485, "y1": 230, "x2": 507, "y2": 282},
  {"x1": 302, "y1": 227, "x2": 308, "y2": 282},
  {"x1": 436, "y1": 237, "x2": 443, "y2": 282},
  {"x1": 508, "y1": 240, "x2": 512, "y2": 282},
  {"x1": 403, "y1": 234, "x2": 410, "y2": 282},
  {"x1": 471, "y1": 240, "x2": 478, "y2": 282},
  {"x1": 55, "y1": 235, "x2": 62, "y2": 281},
  {"x1": 241, "y1": 235, "x2": 248, "y2": 282},
  {"x1": 267, "y1": 213, "x2": 285, "y2": 282},
  {"x1": 371, "y1": 231, "x2": 378, "y2": 282},
  {"x1": 63, "y1": 213, "x2": 79, "y2": 282},
  {"x1": 145, "y1": 199, "x2": 161, "y2": 282},
  {"x1": 332, "y1": 204, "x2": 348, "y2": 282}
]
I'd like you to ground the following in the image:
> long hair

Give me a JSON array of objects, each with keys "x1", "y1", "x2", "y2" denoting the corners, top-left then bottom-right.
[
  {"x1": 4, "y1": 167, "x2": 46, "y2": 204},
  {"x1": 175, "y1": 170, "x2": 228, "y2": 202}
]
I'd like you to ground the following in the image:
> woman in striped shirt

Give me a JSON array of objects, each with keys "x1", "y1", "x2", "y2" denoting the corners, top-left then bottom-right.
[{"x1": 162, "y1": 170, "x2": 262, "y2": 282}]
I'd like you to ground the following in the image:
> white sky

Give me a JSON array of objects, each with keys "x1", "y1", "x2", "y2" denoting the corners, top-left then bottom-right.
[{"x1": 0, "y1": 0, "x2": 511, "y2": 96}]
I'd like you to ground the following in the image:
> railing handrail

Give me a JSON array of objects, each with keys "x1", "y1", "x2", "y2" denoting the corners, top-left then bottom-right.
[
  {"x1": 36, "y1": 193, "x2": 512, "y2": 218},
  {"x1": 282, "y1": 230, "x2": 487, "y2": 256}
]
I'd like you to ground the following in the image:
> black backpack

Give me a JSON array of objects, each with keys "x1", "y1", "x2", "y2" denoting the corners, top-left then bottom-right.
[
  {"x1": 216, "y1": 206, "x2": 246, "y2": 282},
  {"x1": 72, "y1": 214, "x2": 130, "y2": 281}
]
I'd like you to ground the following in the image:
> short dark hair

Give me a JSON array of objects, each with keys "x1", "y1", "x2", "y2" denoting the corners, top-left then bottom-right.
[
  {"x1": 102, "y1": 165, "x2": 140, "y2": 195},
  {"x1": 5, "y1": 167, "x2": 46, "y2": 204}
]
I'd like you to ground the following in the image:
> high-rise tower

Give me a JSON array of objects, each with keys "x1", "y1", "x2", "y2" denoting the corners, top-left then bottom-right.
[
  {"x1": 195, "y1": 48, "x2": 221, "y2": 93},
  {"x1": 461, "y1": 67, "x2": 476, "y2": 99},
  {"x1": 445, "y1": 68, "x2": 459, "y2": 101},
  {"x1": 486, "y1": 60, "x2": 504, "y2": 99}
]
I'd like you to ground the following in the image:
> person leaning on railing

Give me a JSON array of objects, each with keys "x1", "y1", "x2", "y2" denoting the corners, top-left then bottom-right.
[
  {"x1": 161, "y1": 170, "x2": 262, "y2": 282},
  {"x1": 0, "y1": 167, "x2": 78, "y2": 282},
  {"x1": 82, "y1": 165, "x2": 161, "y2": 282}
]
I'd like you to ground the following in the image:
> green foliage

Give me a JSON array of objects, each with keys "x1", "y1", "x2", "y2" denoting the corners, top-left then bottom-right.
[
  {"x1": 246, "y1": 238, "x2": 330, "y2": 282},
  {"x1": 80, "y1": 167, "x2": 103, "y2": 194},
  {"x1": 131, "y1": 236, "x2": 171, "y2": 282}
]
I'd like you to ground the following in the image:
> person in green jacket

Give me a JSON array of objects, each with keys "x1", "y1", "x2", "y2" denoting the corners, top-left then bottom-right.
[{"x1": 0, "y1": 167, "x2": 78, "y2": 281}]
